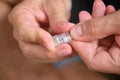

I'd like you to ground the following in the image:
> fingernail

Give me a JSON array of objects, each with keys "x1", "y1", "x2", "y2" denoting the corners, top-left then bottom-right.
[
  {"x1": 58, "y1": 49, "x2": 71, "y2": 57},
  {"x1": 70, "y1": 24, "x2": 83, "y2": 39}
]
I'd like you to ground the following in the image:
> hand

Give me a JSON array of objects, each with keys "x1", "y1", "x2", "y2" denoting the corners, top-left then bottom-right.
[
  {"x1": 70, "y1": 0, "x2": 120, "y2": 74},
  {"x1": 9, "y1": 0, "x2": 74, "y2": 62}
]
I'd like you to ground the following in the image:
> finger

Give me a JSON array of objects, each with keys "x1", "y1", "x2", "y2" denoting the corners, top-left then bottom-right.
[
  {"x1": 106, "y1": 5, "x2": 116, "y2": 14},
  {"x1": 71, "y1": 11, "x2": 96, "y2": 60},
  {"x1": 71, "y1": 40, "x2": 98, "y2": 65},
  {"x1": 70, "y1": 10, "x2": 120, "y2": 41},
  {"x1": 99, "y1": 5, "x2": 116, "y2": 48},
  {"x1": 72, "y1": 11, "x2": 91, "y2": 38},
  {"x1": 70, "y1": 0, "x2": 106, "y2": 41},
  {"x1": 71, "y1": 40, "x2": 119, "y2": 73},
  {"x1": 19, "y1": 41, "x2": 72, "y2": 62},
  {"x1": 79, "y1": 11, "x2": 92, "y2": 22},
  {"x1": 44, "y1": 0, "x2": 74, "y2": 34},
  {"x1": 72, "y1": 10, "x2": 97, "y2": 63},
  {"x1": 92, "y1": 1, "x2": 115, "y2": 48},
  {"x1": 92, "y1": 0, "x2": 106, "y2": 18},
  {"x1": 9, "y1": 7, "x2": 55, "y2": 51}
]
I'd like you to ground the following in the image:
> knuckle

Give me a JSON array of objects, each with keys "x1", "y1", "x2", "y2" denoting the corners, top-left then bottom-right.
[
  {"x1": 12, "y1": 27, "x2": 24, "y2": 41},
  {"x1": 9, "y1": 8, "x2": 33, "y2": 41},
  {"x1": 90, "y1": 19, "x2": 98, "y2": 36},
  {"x1": 9, "y1": 7, "x2": 31, "y2": 23},
  {"x1": 82, "y1": 20, "x2": 96, "y2": 37},
  {"x1": 17, "y1": 30, "x2": 26, "y2": 41},
  {"x1": 83, "y1": 19, "x2": 99, "y2": 37},
  {"x1": 14, "y1": 27, "x2": 26, "y2": 41}
]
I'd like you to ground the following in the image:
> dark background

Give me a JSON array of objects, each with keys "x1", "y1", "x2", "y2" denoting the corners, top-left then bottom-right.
[{"x1": 70, "y1": 0, "x2": 120, "y2": 23}]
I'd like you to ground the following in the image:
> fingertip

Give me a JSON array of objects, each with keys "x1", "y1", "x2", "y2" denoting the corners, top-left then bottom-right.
[
  {"x1": 52, "y1": 21, "x2": 75, "y2": 34},
  {"x1": 44, "y1": 40, "x2": 55, "y2": 52},
  {"x1": 56, "y1": 43, "x2": 72, "y2": 57},
  {"x1": 36, "y1": 28, "x2": 55, "y2": 51},
  {"x1": 79, "y1": 11, "x2": 92, "y2": 21},
  {"x1": 92, "y1": 0, "x2": 106, "y2": 17},
  {"x1": 106, "y1": 5, "x2": 116, "y2": 14},
  {"x1": 42, "y1": 34, "x2": 56, "y2": 52}
]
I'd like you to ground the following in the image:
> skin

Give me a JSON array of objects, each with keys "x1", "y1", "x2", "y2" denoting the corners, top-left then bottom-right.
[
  {"x1": 9, "y1": 0, "x2": 74, "y2": 62},
  {"x1": 7, "y1": 0, "x2": 120, "y2": 74},
  {"x1": 0, "y1": 1, "x2": 109, "y2": 80},
  {"x1": 0, "y1": 3, "x2": 62, "y2": 80},
  {"x1": 70, "y1": 0, "x2": 120, "y2": 74}
]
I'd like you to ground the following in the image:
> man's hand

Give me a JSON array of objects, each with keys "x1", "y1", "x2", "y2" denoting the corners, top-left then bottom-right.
[
  {"x1": 70, "y1": 0, "x2": 120, "y2": 74},
  {"x1": 9, "y1": 0, "x2": 74, "y2": 62}
]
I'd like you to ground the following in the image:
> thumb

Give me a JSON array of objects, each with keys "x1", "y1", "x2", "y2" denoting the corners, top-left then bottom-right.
[
  {"x1": 44, "y1": 0, "x2": 74, "y2": 34},
  {"x1": 70, "y1": 11, "x2": 120, "y2": 41}
]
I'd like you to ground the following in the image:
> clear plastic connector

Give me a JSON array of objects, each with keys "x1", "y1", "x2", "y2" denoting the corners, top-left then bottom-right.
[{"x1": 52, "y1": 32, "x2": 72, "y2": 46}]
